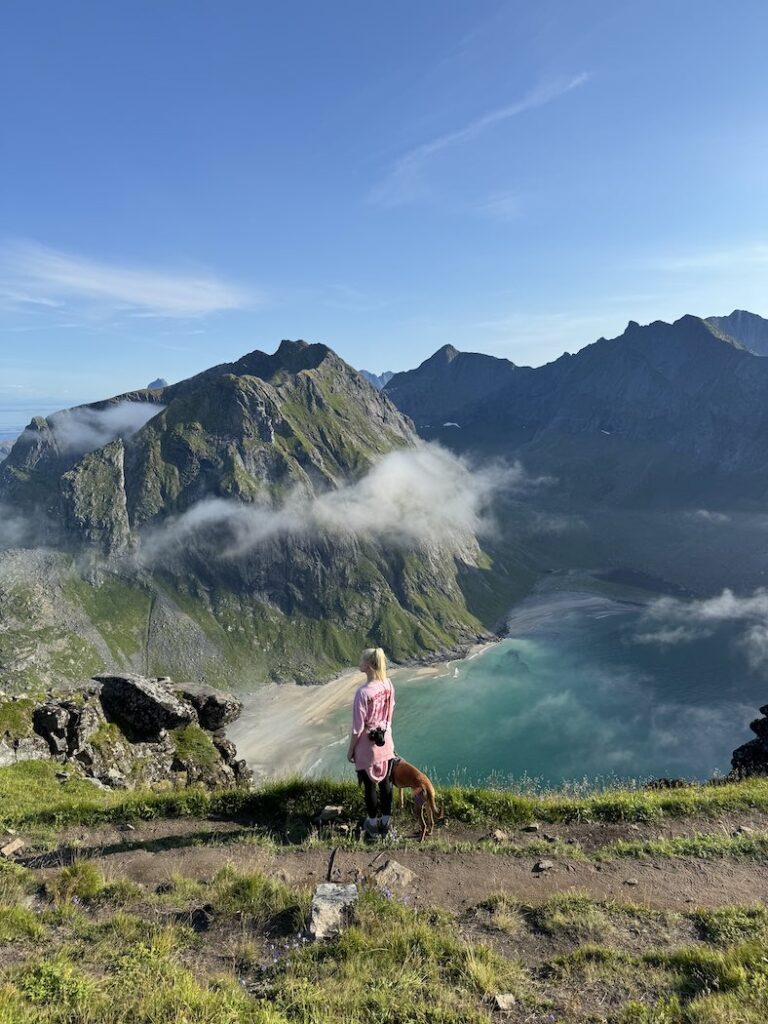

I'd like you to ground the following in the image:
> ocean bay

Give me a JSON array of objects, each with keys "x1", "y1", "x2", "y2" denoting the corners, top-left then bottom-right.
[{"x1": 299, "y1": 589, "x2": 765, "y2": 786}]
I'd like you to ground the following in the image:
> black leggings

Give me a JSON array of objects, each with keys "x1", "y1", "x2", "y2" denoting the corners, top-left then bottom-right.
[{"x1": 357, "y1": 762, "x2": 394, "y2": 818}]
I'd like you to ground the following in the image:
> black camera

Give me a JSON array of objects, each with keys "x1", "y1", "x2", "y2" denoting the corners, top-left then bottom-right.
[{"x1": 368, "y1": 727, "x2": 386, "y2": 747}]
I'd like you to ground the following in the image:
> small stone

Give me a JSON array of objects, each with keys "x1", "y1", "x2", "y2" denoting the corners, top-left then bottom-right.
[
  {"x1": 119, "y1": 823, "x2": 136, "y2": 832},
  {"x1": 316, "y1": 805, "x2": 344, "y2": 824},
  {"x1": 491, "y1": 993, "x2": 516, "y2": 1011},
  {"x1": 190, "y1": 907, "x2": 212, "y2": 932},
  {"x1": 1, "y1": 837, "x2": 24, "y2": 858},
  {"x1": 375, "y1": 860, "x2": 417, "y2": 890},
  {"x1": 533, "y1": 859, "x2": 554, "y2": 873},
  {"x1": 543, "y1": 833, "x2": 557, "y2": 842},
  {"x1": 624, "y1": 878, "x2": 639, "y2": 886},
  {"x1": 307, "y1": 883, "x2": 358, "y2": 941},
  {"x1": 733, "y1": 825, "x2": 754, "y2": 836},
  {"x1": 55, "y1": 771, "x2": 69, "y2": 780},
  {"x1": 491, "y1": 829, "x2": 510, "y2": 843},
  {"x1": 629, "y1": 824, "x2": 641, "y2": 832},
  {"x1": 522, "y1": 823, "x2": 540, "y2": 833}
]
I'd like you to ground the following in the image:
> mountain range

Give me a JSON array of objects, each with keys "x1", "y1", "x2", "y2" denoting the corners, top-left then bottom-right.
[
  {"x1": 3, "y1": 310, "x2": 768, "y2": 691},
  {"x1": 384, "y1": 313, "x2": 768, "y2": 505}
]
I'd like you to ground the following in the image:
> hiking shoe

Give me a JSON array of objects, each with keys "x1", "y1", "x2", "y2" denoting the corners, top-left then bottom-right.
[
  {"x1": 379, "y1": 819, "x2": 398, "y2": 841},
  {"x1": 363, "y1": 817, "x2": 381, "y2": 842}
]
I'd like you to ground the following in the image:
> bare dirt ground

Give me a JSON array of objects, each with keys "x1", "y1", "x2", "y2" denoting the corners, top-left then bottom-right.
[{"x1": 24, "y1": 806, "x2": 768, "y2": 915}]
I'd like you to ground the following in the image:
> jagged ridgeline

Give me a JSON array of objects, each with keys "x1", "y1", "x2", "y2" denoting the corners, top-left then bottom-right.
[{"x1": 0, "y1": 341, "x2": 499, "y2": 691}]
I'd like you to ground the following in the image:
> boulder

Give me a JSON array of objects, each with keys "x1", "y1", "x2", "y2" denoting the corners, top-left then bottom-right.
[
  {"x1": 307, "y1": 883, "x2": 358, "y2": 940},
  {"x1": 0, "y1": 735, "x2": 51, "y2": 768},
  {"x1": 95, "y1": 674, "x2": 196, "y2": 738},
  {"x1": 173, "y1": 682, "x2": 242, "y2": 731},
  {"x1": 33, "y1": 702, "x2": 71, "y2": 756},
  {"x1": 732, "y1": 737, "x2": 768, "y2": 777}
]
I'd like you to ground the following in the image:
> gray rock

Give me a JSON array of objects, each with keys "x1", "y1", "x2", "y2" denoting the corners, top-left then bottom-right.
[
  {"x1": 315, "y1": 805, "x2": 344, "y2": 825},
  {"x1": 173, "y1": 682, "x2": 242, "y2": 731},
  {"x1": 33, "y1": 702, "x2": 72, "y2": 756},
  {"x1": 490, "y1": 993, "x2": 516, "y2": 1012},
  {"x1": 95, "y1": 674, "x2": 196, "y2": 738},
  {"x1": 375, "y1": 860, "x2": 417, "y2": 890},
  {"x1": 307, "y1": 883, "x2": 358, "y2": 940},
  {"x1": 212, "y1": 736, "x2": 238, "y2": 762},
  {"x1": 0, "y1": 735, "x2": 51, "y2": 767},
  {"x1": 533, "y1": 859, "x2": 554, "y2": 872}
]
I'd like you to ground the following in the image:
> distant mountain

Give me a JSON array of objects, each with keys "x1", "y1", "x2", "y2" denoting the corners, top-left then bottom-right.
[
  {"x1": 147, "y1": 377, "x2": 168, "y2": 389},
  {"x1": 0, "y1": 440, "x2": 13, "y2": 463},
  {"x1": 384, "y1": 345, "x2": 517, "y2": 425},
  {"x1": 359, "y1": 369, "x2": 394, "y2": 390},
  {"x1": 385, "y1": 317, "x2": 768, "y2": 505},
  {"x1": 706, "y1": 310, "x2": 768, "y2": 356},
  {"x1": 0, "y1": 340, "x2": 494, "y2": 690}
]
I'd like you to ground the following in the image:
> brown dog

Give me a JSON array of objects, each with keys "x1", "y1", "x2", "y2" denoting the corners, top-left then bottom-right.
[{"x1": 392, "y1": 758, "x2": 442, "y2": 841}]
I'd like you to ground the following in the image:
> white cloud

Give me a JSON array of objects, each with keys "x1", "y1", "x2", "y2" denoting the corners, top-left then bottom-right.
[
  {"x1": 635, "y1": 588, "x2": 768, "y2": 667},
  {"x1": 25, "y1": 401, "x2": 164, "y2": 456},
  {"x1": 0, "y1": 241, "x2": 256, "y2": 318},
  {"x1": 687, "y1": 509, "x2": 731, "y2": 524},
  {"x1": 142, "y1": 444, "x2": 522, "y2": 561},
  {"x1": 369, "y1": 73, "x2": 590, "y2": 208}
]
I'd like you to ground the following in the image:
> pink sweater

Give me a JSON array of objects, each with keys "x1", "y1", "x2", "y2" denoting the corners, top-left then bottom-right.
[{"x1": 351, "y1": 677, "x2": 395, "y2": 782}]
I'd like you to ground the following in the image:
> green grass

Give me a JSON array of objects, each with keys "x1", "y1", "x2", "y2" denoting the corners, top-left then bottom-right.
[
  {"x1": 61, "y1": 574, "x2": 151, "y2": 665},
  {"x1": 0, "y1": 698, "x2": 36, "y2": 740},
  {"x1": 170, "y1": 723, "x2": 220, "y2": 771},
  {"x1": 601, "y1": 831, "x2": 768, "y2": 862},
  {"x1": 6, "y1": 846, "x2": 768, "y2": 1023},
  {"x1": 4, "y1": 764, "x2": 768, "y2": 849}
]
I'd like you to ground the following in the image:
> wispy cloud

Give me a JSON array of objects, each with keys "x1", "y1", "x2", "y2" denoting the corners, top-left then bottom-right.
[
  {"x1": 0, "y1": 241, "x2": 257, "y2": 318},
  {"x1": 476, "y1": 191, "x2": 525, "y2": 222},
  {"x1": 653, "y1": 243, "x2": 768, "y2": 273},
  {"x1": 634, "y1": 588, "x2": 768, "y2": 668},
  {"x1": 369, "y1": 73, "x2": 590, "y2": 208}
]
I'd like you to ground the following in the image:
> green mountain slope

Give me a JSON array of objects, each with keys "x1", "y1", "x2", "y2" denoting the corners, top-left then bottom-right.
[{"x1": 0, "y1": 342, "x2": 511, "y2": 691}]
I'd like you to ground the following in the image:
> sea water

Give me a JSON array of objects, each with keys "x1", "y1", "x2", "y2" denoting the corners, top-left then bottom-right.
[{"x1": 311, "y1": 592, "x2": 766, "y2": 786}]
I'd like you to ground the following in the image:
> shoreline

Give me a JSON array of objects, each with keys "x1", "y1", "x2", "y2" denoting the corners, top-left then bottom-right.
[{"x1": 226, "y1": 639, "x2": 500, "y2": 780}]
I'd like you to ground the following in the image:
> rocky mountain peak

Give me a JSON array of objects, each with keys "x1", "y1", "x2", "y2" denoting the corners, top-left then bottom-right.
[{"x1": 706, "y1": 309, "x2": 768, "y2": 356}]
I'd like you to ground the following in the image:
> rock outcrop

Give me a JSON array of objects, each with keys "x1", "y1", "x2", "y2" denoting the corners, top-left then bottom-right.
[
  {"x1": 731, "y1": 705, "x2": 768, "y2": 777},
  {"x1": 0, "y1": 675, "x2": 251, "y2": 790}
]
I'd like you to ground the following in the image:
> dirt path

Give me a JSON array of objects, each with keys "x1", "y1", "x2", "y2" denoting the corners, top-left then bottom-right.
[{"x1": 26, "y1": 812, "x2": 768, "y2": 914}]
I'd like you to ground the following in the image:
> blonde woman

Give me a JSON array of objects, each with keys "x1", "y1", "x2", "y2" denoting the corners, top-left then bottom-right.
[{"x1": 347, "y1": 647, "x2": 396, "y2": 840}]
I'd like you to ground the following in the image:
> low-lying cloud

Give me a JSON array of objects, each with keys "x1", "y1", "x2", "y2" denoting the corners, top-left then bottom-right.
[
  {"x1": 142, "y1": 444, "x2": 522, "y2": 560},
  {"x1": 688, "y1": 509, "x2": 731, "y2": 524},
  {"x1": 28, "y1": 401, "x2": 163, "y2": 456},
  {"x1": 635, "y1": 588, "x2": 768, "y2": 667}
]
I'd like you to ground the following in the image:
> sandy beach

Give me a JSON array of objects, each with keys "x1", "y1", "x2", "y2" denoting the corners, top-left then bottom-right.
[{"x1": 226, "y1": 644, "x2": 496, "y2": 780}]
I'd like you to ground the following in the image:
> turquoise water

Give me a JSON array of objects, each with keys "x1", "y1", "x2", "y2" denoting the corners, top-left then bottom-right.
[{"x1": 312, "y1": 592, "x2": 766, "y2": 786}]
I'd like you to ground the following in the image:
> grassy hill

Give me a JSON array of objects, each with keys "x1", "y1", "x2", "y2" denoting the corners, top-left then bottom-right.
[{"x1": 3, "y1": 763, "x2": 768, "y2": 1021}]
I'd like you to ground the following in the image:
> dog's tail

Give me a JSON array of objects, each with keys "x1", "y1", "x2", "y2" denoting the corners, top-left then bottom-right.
[{"x1": 423, "y1": 778, "x2": 444, "y2": 822}]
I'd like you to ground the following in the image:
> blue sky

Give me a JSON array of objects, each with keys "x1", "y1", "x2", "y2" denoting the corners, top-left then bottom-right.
[{"x1": 1, "y1": 0, "x2": 767, "y2": 426}]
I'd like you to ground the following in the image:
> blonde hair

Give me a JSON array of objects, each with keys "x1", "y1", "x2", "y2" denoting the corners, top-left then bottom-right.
[{"x1": 361, "y1": 647, "x2": 388, "y2": 680}]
